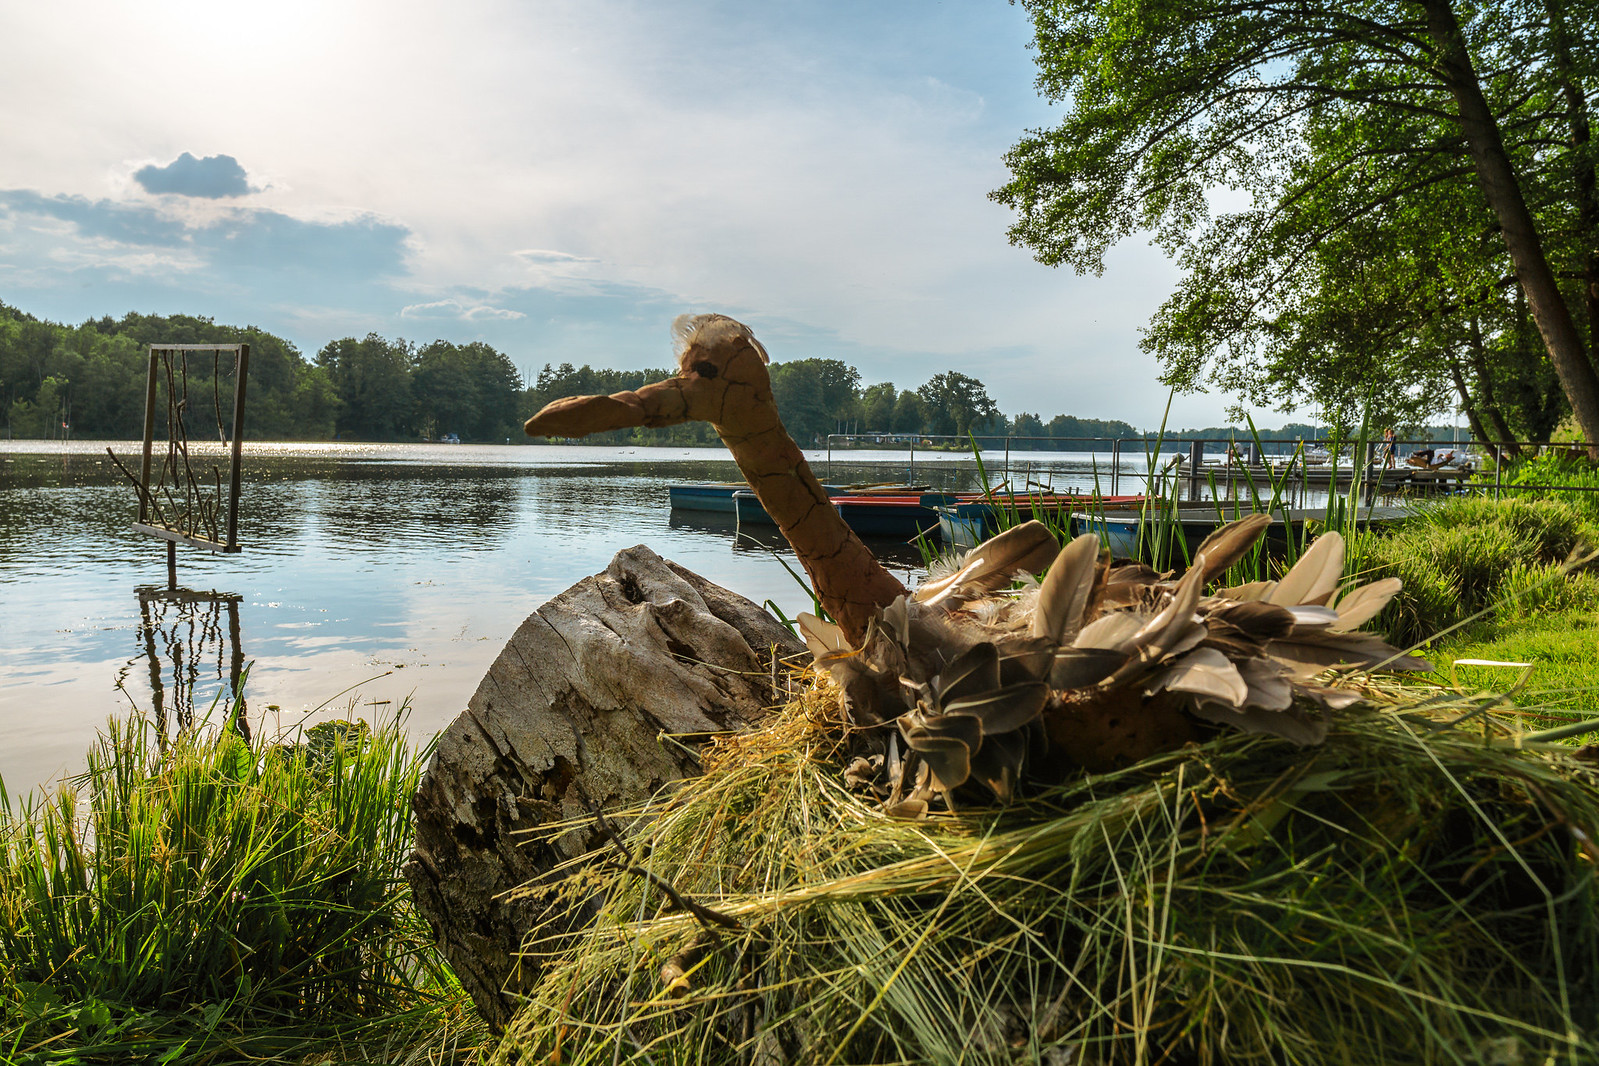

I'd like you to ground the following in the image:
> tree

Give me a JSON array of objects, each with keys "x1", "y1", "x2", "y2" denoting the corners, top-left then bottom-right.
[
  {"x1": 316, "y1": 334, "x2": 415, "y2": 440},
  {"x1": 414, "y1": 340, "x2": 522, "y2": 442},
  {"x1": 917, "y1": 372, "x2": 1000, "y2": 437},
  {"x1": 995, "y1": 0, "x2": 1599, "y2": 447},
  {"x1": 859, "y1": 382, "x2": 897, "y2": 432}
]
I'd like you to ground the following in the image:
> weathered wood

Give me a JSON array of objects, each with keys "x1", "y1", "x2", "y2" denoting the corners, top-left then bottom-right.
[{"x1": 403, "y1": 545, "x2": 804, "y2": 1030}]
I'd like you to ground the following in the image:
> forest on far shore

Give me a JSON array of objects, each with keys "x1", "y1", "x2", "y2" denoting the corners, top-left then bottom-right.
[{"x1": 0, "y1": 301, "x2": 1457, "y2": 449}]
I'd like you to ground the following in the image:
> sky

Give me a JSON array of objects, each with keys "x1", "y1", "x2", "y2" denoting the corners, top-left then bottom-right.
[{"x1": 0, "y1": 0, "x2": 1251, "y2": 428}]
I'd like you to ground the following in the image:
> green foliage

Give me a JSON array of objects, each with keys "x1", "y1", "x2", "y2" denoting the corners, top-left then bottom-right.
[
  {"x1": 1506, "y1": 451, "x2": 1599, "y2": 520},
  {"x1": 1356, "y1": 496, "x2": 1599, "y2": 648},
  {"x1": 0, "y1": 711, "x2": 474, "y2": 1063},
  {"x1": 994, "y1": 0, "x2": 1597, "y2": 437}
]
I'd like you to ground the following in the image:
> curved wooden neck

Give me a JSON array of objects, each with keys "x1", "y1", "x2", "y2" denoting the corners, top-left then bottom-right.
[{"x1": 716, "y1": 420, "x2": 906, "y2": 646}]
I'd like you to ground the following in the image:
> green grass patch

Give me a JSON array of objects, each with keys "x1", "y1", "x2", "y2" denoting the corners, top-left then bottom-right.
[
  {"x1": 0, "y1": 711, "x2": 482, "y2": 1065},
  {"x1": 1353, "y1": 495, "x2": 1599, "y2": 649}
]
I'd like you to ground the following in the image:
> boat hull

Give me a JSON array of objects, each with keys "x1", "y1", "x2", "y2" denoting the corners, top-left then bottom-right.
[{"x1": 1073, "y1": 506, "x2": 1411, "y2": 560}]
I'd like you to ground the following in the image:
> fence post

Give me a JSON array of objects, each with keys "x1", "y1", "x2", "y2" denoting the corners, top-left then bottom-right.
[{"x1": 1112, "y1": 438, "x2": 1121, "y2": 496}]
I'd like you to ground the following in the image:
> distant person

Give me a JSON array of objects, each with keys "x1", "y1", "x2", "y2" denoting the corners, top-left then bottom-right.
[
  {"x1": 1407, "y1": 447, "x2": 1456, "y2": 469},
  {"x1": 1380, "y1": 427, "x2": 1397, "y2": 467}
]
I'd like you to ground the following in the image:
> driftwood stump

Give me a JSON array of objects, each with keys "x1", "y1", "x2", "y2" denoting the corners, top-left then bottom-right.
[{"x1": 403, "y1": 545, "x2": 804, "y2": 1030}]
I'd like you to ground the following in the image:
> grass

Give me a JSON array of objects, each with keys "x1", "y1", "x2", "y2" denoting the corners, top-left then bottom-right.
[
  {"x1": 485, "y1": 685, "x2": 1599, "y2": 1065},
  {"x1": 0, "y1": 707, "x2": 483, "y2": 1065}
]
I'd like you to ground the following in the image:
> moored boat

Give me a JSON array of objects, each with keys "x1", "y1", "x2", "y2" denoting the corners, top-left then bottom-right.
[
  {"x1": 1074, "y1": 505, "x2": 1411, "y2": 560},
  {"x1": 937, "y1": 493, "x2": 1147, "y2": 550}
]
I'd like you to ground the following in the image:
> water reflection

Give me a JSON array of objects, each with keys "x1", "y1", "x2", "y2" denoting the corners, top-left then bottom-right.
[{"x1": 120, "y1": 584, "x2": 249, "y2": 743}]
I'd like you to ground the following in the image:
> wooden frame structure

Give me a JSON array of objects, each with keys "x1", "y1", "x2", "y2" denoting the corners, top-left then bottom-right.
[{"x1": 129, "y1": 343, "x2": 250, "y2": 556}]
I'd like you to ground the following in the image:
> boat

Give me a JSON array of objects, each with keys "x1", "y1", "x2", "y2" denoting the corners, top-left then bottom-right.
[
  {"x1": 937, "y1": 493, "x2": 1147, "y2": 550},
  {"x1": 667, "y1": 482, "x2": 749, "y2": 514},
  {"x1": 673, "y1": 480, "x2": 930, "y2": 516},
  {"x1": 1073, "y1": 505, "x2": 1411, "y2": 560}
]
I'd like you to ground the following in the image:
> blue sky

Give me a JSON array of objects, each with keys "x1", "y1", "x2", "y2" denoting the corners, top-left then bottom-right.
[{"x1": 0, "y1": 0, "x2": 1243, "y2": 427}]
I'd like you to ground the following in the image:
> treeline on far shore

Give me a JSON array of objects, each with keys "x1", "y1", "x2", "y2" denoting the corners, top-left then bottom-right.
[{"x1": 1, "y1": 300, "x2": 1457, "y2": 447}]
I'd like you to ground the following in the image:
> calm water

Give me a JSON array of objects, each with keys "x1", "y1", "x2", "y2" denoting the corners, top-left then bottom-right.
[{"x1": 1, "y1": 440, "x2": 1165, "y2": 793}]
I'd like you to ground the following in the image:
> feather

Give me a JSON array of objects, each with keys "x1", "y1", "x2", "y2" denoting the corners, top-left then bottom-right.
[
  {"x1": 1238, "y1": 655, "x2": 1294, "y2": 711},
  {"x1": 1148, "y1": 647, "x2": 1249, "y2": 706},
  {"x1": 967, "y1": 730, "x2": 1027, "y2": 803},
  {"x1": 798, "y1": 613, "x2": 850, "y2": 659},
  {"x1": 1217, "y1": 579, "x2": 1276, "y2": 602},
  {"x1": 898, "y1": 712, "x2": 979, "y2": 793},
  {"x1": 1269, "y1": 532, "x2": 1345, "y2": 606},
  {"x1": 1268, "y1": 630, "x2": 1432, "y2": 681},
  {"x1": 1191, "y1": 514, "x2": 1272, "y2": 584},
  {"x1": 1283, "y1": 604, "x2": 1340, "y2": 627},
  {"x1": 1049, "y1": 647, "x2": 1126, "y2": 689},
  {"x1": 936, "y1": 643, "x2": 1001, "y2": 703},
  {"x1": 1072, "y1": 611, "x2": 1147, "y2": 651},
  {"x1": 914, "y1": 520, "x2": 1058, "y2": 606},
  {"x1": 943, "y1": 682, "x2": 1049, "y2": 734},
  {"x1": 1031, "y1": 533, "x2": 1101, "y2": 643},
  {"x1": 1328, "y1": 577, "x2": 1403, "y2": 632}
]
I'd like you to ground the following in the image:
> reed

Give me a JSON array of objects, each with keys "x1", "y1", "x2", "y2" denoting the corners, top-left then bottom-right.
[{"x1": 0, "y1": 708, "x2": 477, "y2": 1064}]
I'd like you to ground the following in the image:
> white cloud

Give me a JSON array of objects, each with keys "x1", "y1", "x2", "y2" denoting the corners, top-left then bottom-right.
[
  {"x1": 0, "y1": 0, "x2": 1245, "y2": 424},
  {"x1": 400, "y1": 298, "x2": 525, "y2": 322}
]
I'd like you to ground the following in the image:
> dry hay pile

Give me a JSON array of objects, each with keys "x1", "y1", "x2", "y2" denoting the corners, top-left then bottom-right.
[{"x1": 489, "y1": 681, "x2": 1599, "y2": 1066}]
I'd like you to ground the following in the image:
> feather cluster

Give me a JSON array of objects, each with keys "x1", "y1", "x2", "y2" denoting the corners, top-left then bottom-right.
[{"x1": 800, "y1": 515, "x2": 1429, "y2": 813}]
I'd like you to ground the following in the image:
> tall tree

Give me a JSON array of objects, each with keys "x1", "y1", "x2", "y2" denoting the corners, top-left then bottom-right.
[
  {"x1": 316, "y1": 334, "x2": 415, "y2": 441},
  {"x1": 995, "y1": 0, "x2": 1599, "y2": 446},
  {"x1": 917, "y1": 371, "x2": 1000, "y2": 437}
]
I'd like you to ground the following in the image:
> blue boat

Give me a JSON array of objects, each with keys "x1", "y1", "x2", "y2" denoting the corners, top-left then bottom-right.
[
  {"x1": 935, "y1": 494, "x2": 1146, "y2": 550},
  {"x1": 667, "y1": 482, "x2": 748, "y2": 514},
  {"x1": 1073, "y1": 506, "x2": 1411, "y2": 560}
]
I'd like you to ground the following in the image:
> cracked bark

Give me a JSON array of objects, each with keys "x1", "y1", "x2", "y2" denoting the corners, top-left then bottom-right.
[{"x1": 403, "y1": 546, "x2": 804, "y2": 1029}]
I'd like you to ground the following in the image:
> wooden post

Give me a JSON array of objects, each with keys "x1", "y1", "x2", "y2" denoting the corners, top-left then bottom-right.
[
  {"x1": 227, "y1": 344, "x2": 249, "y2": 550},
  {"x1": 139, "y1": 347, "x2": 159, "y2": 524}
]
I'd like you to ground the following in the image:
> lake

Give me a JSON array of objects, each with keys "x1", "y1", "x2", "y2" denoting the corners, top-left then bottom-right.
[{"x1": 1, "y1": 439, "x2": 1160, "y2": 793}]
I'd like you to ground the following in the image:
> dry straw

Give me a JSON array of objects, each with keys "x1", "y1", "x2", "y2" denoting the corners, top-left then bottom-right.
[{"x1": 491, "y1": 676, "x2": 1599, "y2": 1066}]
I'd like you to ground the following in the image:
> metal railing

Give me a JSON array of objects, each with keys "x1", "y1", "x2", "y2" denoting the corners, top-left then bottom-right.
[{"x1": 822, "y1": 432, "x2": 1491, "y2": 505}]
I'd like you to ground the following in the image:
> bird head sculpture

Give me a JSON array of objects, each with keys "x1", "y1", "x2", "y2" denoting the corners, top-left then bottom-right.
[
  {"x1": 526, "y1": 314, "x2": 1430, "y2": 810},
  {"x1": 525, "y1": 314, "x2": 907, "y2": 643}
]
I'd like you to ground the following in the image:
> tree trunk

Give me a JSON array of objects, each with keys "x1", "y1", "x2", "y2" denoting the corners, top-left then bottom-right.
[
  {"x1": 1466, "y1": 317, "x2": 1523, "y2": 458},
  {"x1": 1446, "y1": 356, "x2": 1494, "y2": 450},
  {"x1": 1420, "y1": 0, "x2": 1599, "y2": 456},
  {"x1": 403, "y1": 546, "x2": 805, "y2": 1030},
  {"x1": 1542, "y1": 0, "x2": 1599, "y2": 360}
]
